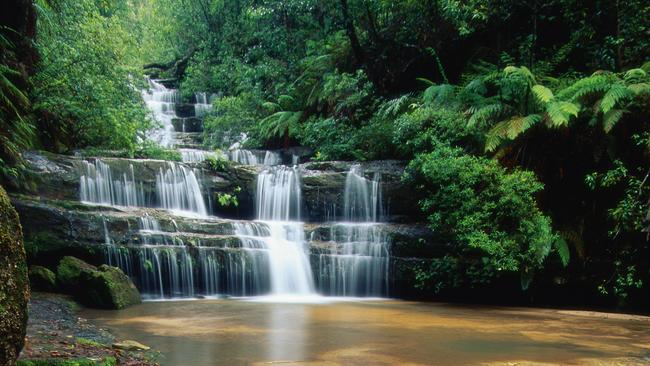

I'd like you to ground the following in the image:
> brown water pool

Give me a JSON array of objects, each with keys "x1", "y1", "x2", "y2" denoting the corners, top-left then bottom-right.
[{"x1": 80, "y1": 298, "x2": 650, "y2": 365}]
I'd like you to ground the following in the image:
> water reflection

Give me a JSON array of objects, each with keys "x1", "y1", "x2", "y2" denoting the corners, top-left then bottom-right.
[{"x1": 79, "y1": 300, "x2": 650, "y2": 366}]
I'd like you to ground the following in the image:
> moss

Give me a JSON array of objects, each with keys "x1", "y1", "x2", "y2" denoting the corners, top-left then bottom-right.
[
  {"x1": 56, "y1": 256, "x2": 97, "y2": 291},
  {"x1": 28, "y1": 266, "x2": 57, "y2": 292},
  {"x1": 56, "y1": 257, "x2": 140, "y2": 309},
  {"x1": 0, "y1": 185, "x2": 30, "y2": 365},
  {"x1": 17, "y1": 357, "x2": 116, "y2": 366},
  {"x1": 74, "y1": 338, "x2": 105, "y2": 348},
  {"x1": 81, "y1": 265, "x2": 141, "y2": 309}
]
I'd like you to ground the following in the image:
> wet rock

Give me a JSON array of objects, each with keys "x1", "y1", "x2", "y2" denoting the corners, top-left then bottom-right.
[
  {"x1": 112, "y1": 340, "x2": 150, "y2": 351},
  {"x1": 57, "y1": 256, "x2": 141, "y2": 309},
  {"x1": 28, "y1": 265, "x2": 56, "y2": 292},
  {"x1": 0, "y1": 185, "x2": 30, "y2": 366},
  {"x1": 172, "y1": 117, "x2": 203, "y2": 132}
]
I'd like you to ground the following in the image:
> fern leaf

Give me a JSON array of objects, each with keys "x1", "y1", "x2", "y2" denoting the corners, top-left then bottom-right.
[
  {"x1": 627, "y1": 83, "x2": 650, "y2": 95},
  {"x1": 603, "y1": 109, "x2": 624, "y2": 133},
  {"x1": 532, "y1": 84, "x2": 554, "y2": 103},
  {"x1": 468, "y1": 103, "x2": 503, "y2": 127},
  {"x1": 624, "y1": 68, "x2": 646, "y2": 82},
  {"x1": 600, "y1": 83, "x2": 632, "y2": 113},
  {"x1": 554, "y1": 237, "x2": 570, "y2": 267},
  {"x1": 545, "y1": 101, "x2": 579, "y2": 128}
]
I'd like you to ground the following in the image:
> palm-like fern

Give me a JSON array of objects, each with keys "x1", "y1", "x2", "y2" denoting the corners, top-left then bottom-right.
[
  {"x1": 260, "y1": 94, "x2": 302, "y2": 147},
  {"x1": 0, "y1": 28, "x2": 34, "y2": 182}
]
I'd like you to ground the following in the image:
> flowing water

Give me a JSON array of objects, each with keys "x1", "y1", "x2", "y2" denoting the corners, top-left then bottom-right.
[
  {"x1": 82, "y1": 79, "x2": 393, "y2": 300},
  {"x1": 80, "y1": 299, "x2": 650, "y2": 365}
]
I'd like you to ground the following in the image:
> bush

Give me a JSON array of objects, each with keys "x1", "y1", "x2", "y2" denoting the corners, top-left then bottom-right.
[
  {"x1": 406, "y1": 145, "x2": 563, "y2": 290},
  {"x1": 203, "y1": 93, "x2": 265, "y2": 148}
]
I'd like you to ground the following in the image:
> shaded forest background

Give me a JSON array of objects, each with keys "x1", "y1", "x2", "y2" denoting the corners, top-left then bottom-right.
[{"x1": 1, "y1": 0, "x2": 649, "y2": 308}]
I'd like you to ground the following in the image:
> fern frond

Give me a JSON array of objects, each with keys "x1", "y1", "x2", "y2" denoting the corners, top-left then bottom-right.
[
  {"x1": 416, "y1": 77, "x2": 435, "y2": 87},
  {"x1": 602, "y1": 109, "x2": 624, "y2": 133},
  {"x1": 423, "y1": 84, "x2": 455, "y2": 106},
  {"x1": 624, "y1": 68, "x2": 646, "y2": 82},
  {"x1": 485, "y1": 114, "x2": 542, "y2": 151},
  {"x1": 545, "y1": 101, "x2": 579, "y2": 128},
  {"x1": 468, "y1": 103, "x2": 503, "y2": 127},
  {"x1": 627, "y1": 83, "x2": 650, "y2": 95},
  {"x1": 531, "y1": 84, "x2": 554, "y2": 103},
  {"x1": 599, "y1": 83, "x2": 633, "y2": 113}
]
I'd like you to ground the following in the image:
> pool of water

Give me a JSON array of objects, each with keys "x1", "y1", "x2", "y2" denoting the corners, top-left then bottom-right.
[{"x1": 80, "y1": 299, "x2": 650, "y2": 365}]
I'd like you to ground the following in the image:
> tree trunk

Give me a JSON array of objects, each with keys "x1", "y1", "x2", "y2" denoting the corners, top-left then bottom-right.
[{"x1": 339, "y1": 0, "x2": 364, "y2": 65}]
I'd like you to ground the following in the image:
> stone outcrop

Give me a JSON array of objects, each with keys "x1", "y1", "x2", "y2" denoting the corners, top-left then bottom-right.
[
  {"x1": 0, "y1": 185, "x2": 30, "y2": 366},
  {"x1": 28, "y1": 265, "x2": 56, "y2": 292},
  {"x1": 57, "y1": 256, "x2": 141, "y2": 309}
]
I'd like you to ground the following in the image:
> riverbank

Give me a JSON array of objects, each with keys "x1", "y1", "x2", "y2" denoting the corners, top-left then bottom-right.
[{"x1": 18, "y1": 292, "x2": 158, "y2": 366}]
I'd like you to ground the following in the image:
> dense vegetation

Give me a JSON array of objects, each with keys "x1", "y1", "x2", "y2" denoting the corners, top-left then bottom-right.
[{"x1": 1, "y1": 0, "x2": 649, "y2": 308}]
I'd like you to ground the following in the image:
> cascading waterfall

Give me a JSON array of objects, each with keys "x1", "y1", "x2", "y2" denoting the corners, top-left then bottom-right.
[
  {"x1": 343, "y1": 165, "x2": 383, "y2": 222},
  {"x1": 80, "y1": 160, "x2": 145, "y2": 207},
  {"x1": 315, "y1": 165, "x2": 390, "y2": 296},
  {"x1": 179, "y1": 148, "x2": 218, "y2": 164},
  {"x1": 155, "y1": 162, "x2": 208, "y2": 216},
  {"x1": 194, "y1": 92, "x2": 213, "y2": 117},
  {"x1": 229, "y1": 149, "x2": 281, "y2": 166},
  {"x1": 142, "y1": 78, "x2": 179, "y2": 147},
  {"x1": 233, "y1": 165, "x2": 316, "y2": 296}
]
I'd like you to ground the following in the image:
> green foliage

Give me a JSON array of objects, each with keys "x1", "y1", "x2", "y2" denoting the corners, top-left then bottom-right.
[
  {"x1": 31, "y1": 0, "x2": 150, "y2": 154},
  {"x1": 216, "y1": 187, "x2": 241, "y2": 208},
  {"x1": 203, "y1": 93, "x2": 264, "y2": 149},
  {"x1": 204, "y1": 154, "x2": 231, "y2": 172},
  {"x1": 406, "y1": 145, "x2": 560, "y2": 285},
  {"x1": 133, "y1": 142, "x2": 181, "y2": 161}
]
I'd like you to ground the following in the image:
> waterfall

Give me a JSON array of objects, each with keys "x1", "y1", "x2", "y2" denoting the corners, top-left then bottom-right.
[
  {"x1": 229, "y1": 149, "x2": 281, "y2": 166},
  {"x1": 179, "y1": 148, "x2": 216, "y2": 164},
  {"x1": 155, "y1": 163, "x2": 208, "y2": 216},
  {"x1": 194, "y1": 92, "x2": 212, "y2": 117},
  {"x1": 343, "y1": 164, "x2": 383, "y2": 222},
  {"x1": 142, "y1": 78, "x2": 179, "y2": 147},
  {"x1": 233, "y1": 165, "x2": 316, "y2": 296},
  {"x1": 256, "y1": 166, "x2": 302, "y2": 221},
  {"x1": 80, "y1": 160, "x2": 145, "y2": 207},
  {"x1": 316, "y1": 224, "x2": 390, "y2": 296},
  {"x1": 314, "y1": 165, "x2": 390, "y2": 296}
]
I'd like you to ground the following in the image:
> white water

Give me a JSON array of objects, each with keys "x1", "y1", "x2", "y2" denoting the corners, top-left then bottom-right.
[
  {"x1": 142, "y1": 78, "x2": 179, "y2": 147},
  {"x1": 229, "y1": 149, "x2": 281, "y2": 166},
  {"x1": 316, "y1": 165, "x2": 390, "y2": 296},
  {"x1": 156, "y1": 163, "x2": 208, "y2": 216},
  {"x1": 194, "y1": 92, "x2": 213, "y2": 117},
  {"x1": 234, "y1": 165, "x2": 316, "y2": 296},
  {"x1": 80, "y1": 160, "x2": 144, "y2": 207}
]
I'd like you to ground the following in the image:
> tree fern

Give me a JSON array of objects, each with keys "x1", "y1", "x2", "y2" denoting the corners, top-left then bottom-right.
[
  {"x1": 485, "y1": 114, "x2": 542, "y2": 152},
  {"x1": 545, "y1": 101, "x2": 579, "y2": 128},
  {"x1": 600, "y1": 83, "x2": 633, "y2": 114}
]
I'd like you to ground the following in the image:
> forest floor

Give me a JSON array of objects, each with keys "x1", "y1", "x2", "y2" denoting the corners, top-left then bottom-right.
[{"x1": 19, "y1": 292, "x2": 159, "y2": 366}]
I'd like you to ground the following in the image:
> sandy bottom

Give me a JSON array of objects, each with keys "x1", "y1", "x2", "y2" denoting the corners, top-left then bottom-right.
[{"x1": 80, "y1": 299, "x2": 650, "y2": 365}]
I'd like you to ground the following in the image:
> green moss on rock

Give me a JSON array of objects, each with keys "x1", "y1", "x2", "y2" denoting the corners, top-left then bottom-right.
[
  {"x1": 0, "y1": 185, "x2": 30, "y2": 366},
  {"x1": 57, "y1": 256, "x2": 96, "y2": 291},
  {"x1": 28, "y1": 266, "x2": 56, "y2": 292},
  {"x1": 56, "y1": 256, "x2": 140, "y2": 309},
  {"x1": 82, "y1": 265, "x2": 141, "y2": 309}
]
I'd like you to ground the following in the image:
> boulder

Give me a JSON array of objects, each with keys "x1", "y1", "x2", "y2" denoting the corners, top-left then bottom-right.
[
  {"x1": 57, "y1": 256, "x2": 97, "y2": 290},
  {"x1": 28, "y1": 265, "x2": 56, "y2": 292},
  {"x1": 83, "y1": 265, "x2": 141, "y2": 310},
  {"x1": 0, "y1": 185, "x2": 30, "y2": 365},
  {"x1": 57, "y1": 256, "x2": 141, "y2": 309}
]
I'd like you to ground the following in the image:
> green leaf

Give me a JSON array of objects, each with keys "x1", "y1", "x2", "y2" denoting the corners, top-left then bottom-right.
[
  {"x1": 532, "y1": 84, "x2": 554, "y2": 103},
  {"x1": 554, "y1": 237, "x2": 570, "y2": 267}
]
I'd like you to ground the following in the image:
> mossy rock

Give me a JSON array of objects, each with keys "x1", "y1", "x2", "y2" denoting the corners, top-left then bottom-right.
[
  {"x1": 0, "y1": 185, "x2": 30, "y2": 366},
  {"x1": 56, "y1": 257, "x2": 140, "y2": 309},
  {"x1": 57, "y1": 256, "x2": 97, "y2": 291},
  {"x1": 81, "y1": 265, "x2": 141, "y2": 310},
  {"x1": 28, "y1": 265, "x2": 56, "y2": 292}
]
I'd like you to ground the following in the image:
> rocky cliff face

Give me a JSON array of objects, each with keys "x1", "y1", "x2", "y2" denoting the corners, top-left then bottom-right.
[{"x1": 0, "y1": 186, "x2": 30, "y2": 366}]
